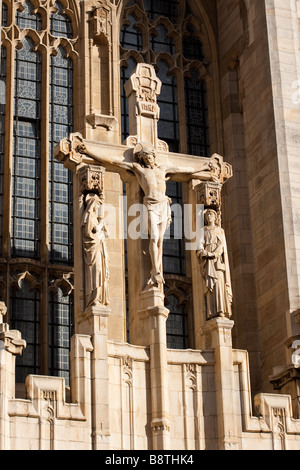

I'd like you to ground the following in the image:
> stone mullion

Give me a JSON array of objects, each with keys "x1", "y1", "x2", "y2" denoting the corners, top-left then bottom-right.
[
  {"x1": 27, "y1": 0, "x2": 51, "y2": 374},
  {"x1": 40, "y1": 27, "x2": 50, "y2": 264},
  {"x1": 2, "y1": 35, "x2": 14, "y2": 262},
  {"x1": 1, "y1": 6, "x2": 19, "y2": 316}
]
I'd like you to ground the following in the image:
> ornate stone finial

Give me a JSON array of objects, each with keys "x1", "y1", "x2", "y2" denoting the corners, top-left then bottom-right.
[
  {"x1": 124, "y1": 63, "x2": 168, "y2": 150},
  {"x1": 125, "y1": 63, "x2": 161, "y2": 113}
]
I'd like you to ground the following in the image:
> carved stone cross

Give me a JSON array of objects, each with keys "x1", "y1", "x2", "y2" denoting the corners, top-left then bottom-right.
[{"x1": 55, "y1": 63, "x2": 232, "y2": 291}]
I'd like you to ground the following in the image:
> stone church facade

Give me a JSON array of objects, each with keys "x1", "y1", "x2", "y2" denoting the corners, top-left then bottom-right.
[{"x1": 0, "y1": 0, "x2": 300, "y2": 451}]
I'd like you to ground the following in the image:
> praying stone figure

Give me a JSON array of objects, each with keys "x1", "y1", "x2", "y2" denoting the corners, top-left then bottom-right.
[
  {"x1": 197, "y1": 209, "x2": 232, "y2": 319},
  {"x1": 78, "y1": 141, "x2": 214, "y2": 288},
  {"x1": 81, "y1": 193, "x2": 109, "y2": 307}
]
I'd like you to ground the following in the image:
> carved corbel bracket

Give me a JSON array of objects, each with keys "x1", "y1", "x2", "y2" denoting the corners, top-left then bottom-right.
[
  {"x1": 90, "y1": 2, "x2": 112, "y2": 44},
  {"x1": 78, "y1": 164, "x2": 105, "y2": 198},
  {"x1": 0, "y1": 302, "x2": 26, "y2": 356},
  {"x1": 49, "y1": 272, "x2": 74, "y2": 297},
  {"x1": 10, "y1": 269, "x2": 43, "y2": 292},
  {"x1": 86, "y1": 113, "x2": 118, "y2": 131},
  {"x1": 196, "y1": 181, "x2": 223, "y2": 211},
  {"x1": 0, "y1": 328, "x2": 26, "y2": 356}
]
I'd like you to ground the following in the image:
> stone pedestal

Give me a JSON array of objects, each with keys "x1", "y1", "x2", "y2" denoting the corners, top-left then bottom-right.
[
  {"x1": 134, "y1": 288, "x2": 171, "y2": 449},
  {"x1": 200, "y1": 318, "x2": 239, "y2": 450},
  {"x1": 77, "y1": 305, "x2": 111, "y2": 450},
  {"x1": 0, "y1": 311, "x2": 26, "y2": 450}
]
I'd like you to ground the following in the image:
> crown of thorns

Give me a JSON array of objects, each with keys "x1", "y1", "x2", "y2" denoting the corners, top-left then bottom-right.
[{"x1": 134, "y1": 143, "x2": 156, "y2": 161}]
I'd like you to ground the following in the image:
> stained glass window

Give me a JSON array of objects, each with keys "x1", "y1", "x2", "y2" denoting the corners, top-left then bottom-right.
[
  {"x1": 50, "y1": 1, "x2": 73, "y2": 39},
  {"x1": 1, "y1": 1, "x2": 75, "y2": 384},
  {"x1": 49, "y1": 289, "x2": 74, "y2": 386},
  {"x1": 150, "y1": 25, "x2": 175, "y2": 55},
  {"x1": 121, "y1": 56, "x2": 137, "y2": 143},
  {"x1": 185, "y1": 70, "x2": 210, "y2": 157},
  {"x1": 121, "y1": 14, "x2": 143, "y2": 51},
  {"x1": 156, "y1": 60, "x2": 179, "y2": 153},
  {"x1": 182, "y1": 25, "x2": 204, "y2": 61},
  {"x1": 49, "y1": 47, "x2": 73, "y2": 264},
  {"x1": 16, "y1": 0, "x2": 42, "y2": 31},
  {"x1": 2, "y1": 2, "x2": 8, "y2": 27},
  {"x1": 166, "y1": 295, "x2": 188, "y2": 349},
  {"x1": 143, "y1": 0, "x2": 179, "y2": 22},
  {"x1": 12, "y1": 37, "x2": 41, "y2": 258},
  {"x1": 10, "y1": 280, "x2": 40, "y2": 383}
]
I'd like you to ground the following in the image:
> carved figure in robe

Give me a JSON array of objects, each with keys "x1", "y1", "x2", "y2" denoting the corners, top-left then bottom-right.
[
  {"x1": 81, "y1": 193, "x2": 109, "y2": 307},
  {"x1": 197, "y1": 209, "x2": 232, "y2": 319},
  {"x1": 78, "y1": 141, "x2": 214, "y2": 288}
]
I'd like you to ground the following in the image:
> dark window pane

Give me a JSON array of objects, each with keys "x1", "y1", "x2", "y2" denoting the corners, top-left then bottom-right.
[
  {"x1": 50, "y1": 1, "x2": 73, "y2": 38},
  {"x1": 121, "y1": 14, "x2": 143, "y2": 51},
  {"x1": 16, "y1": 0, "x2": 42, "y2": 30},
  {"x1": 49, "y1": 47, "x2": 73, "y2": 264},
  {"x1": 12, "y1": 37, "x2": 41, "y2": 258},
  {"x1": 185, "y1": 70, "x2": 210, "y2": 157},
  {"x1": 166, "y1": 295, "x2": 188, "y2": 349},
  {"x1": 143, "y1": 0, "x2": 179, "y2": 22},
  {"x1": 10, "y1": 280, "x2": 40, "y2": 383},
  {"x1": 150, "y1": 24, "x2": 175, "y2": 55},
  {"x1": 49, "y1": 289, "x2": 74, "y2": 386},
  {"x1": 2, "y1": 2, "x2": 8, "y2": 27}
]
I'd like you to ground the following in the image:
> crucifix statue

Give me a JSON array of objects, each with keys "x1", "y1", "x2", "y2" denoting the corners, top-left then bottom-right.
[
  {"x1": 55, "y1": 63, "x2": 232, "y2": 293},
  {"x1": 77, "y1": 139, "x2": 216, "y2": 287}
]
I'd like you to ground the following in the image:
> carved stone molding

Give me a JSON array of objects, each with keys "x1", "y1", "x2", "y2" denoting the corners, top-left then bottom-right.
[
  {"x1": 90, "y1": 2, "x2": 112, "y2": 44},
  {"x1": 0, "y1": 324, "x2": 26, "y2": 356},
  {"x1": 49, "y1": 272, "x2": 74, "y2": 297},
  {"x1": 164, "y1": 275, "x2": 192, "y2": 306},
  {"x1": 151, "y1": 418, "x2": 170, "y2": 433},
  {"x1": 10, "y1": 269, "x2": 43, "y2": 292},
  {"x1": 79, "y1": 164, "x2": 105, "y2": 198},
  {"x1": 86, "y1": 113, "x2": 118, "y2": 131},
  {"x1": 125, "y1": 63, "x2": 161, "y2": 119},
  {"x1": 196, "y1": 181, "x2": 222, "y2": 210}
]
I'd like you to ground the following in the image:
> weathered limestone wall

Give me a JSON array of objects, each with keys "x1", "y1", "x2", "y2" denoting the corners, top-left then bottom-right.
[
  {"x1": 217, "y1": 0, "x2": 300, "y2": 392},
  {"x1": 264, "y1": 0, "x2": 300, "y2": 341},
  {"x1": 2, "y1": 329, "x2": 300, "y2": 450},
  {"x1": 217, "y1": 0, "x2": 264, "y2": 394}
]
